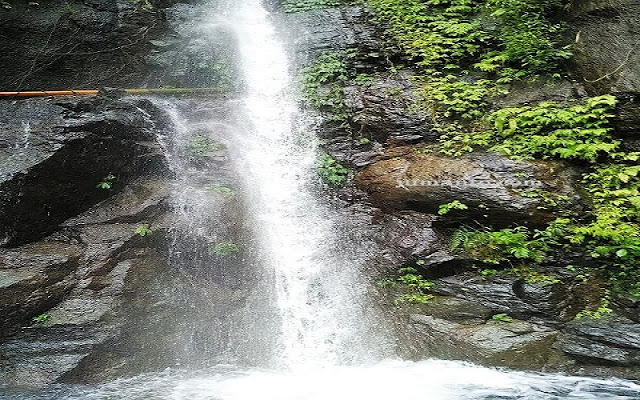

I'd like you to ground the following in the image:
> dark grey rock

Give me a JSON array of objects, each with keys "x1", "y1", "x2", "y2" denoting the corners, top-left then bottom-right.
[
  {"x1": 569, "y1": 0, "x2": 640, "y2": 93},
  {"x1": 279, "y1": 6, "x2": 382, "y2": 67},
  {"x1": 344, "y1": 72, "x2": 435, "y2": 145},
  {"x1": 409, "y1": 313, "x2": 571, "y2": 370},
  {"x1": 0, "y1": 97, "x2": 168, "y2": 246}
]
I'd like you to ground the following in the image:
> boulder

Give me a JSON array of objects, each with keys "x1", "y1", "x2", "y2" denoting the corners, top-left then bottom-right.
[
  {"x1": 434, "y1": 273, "x2": 583, "y2": 324},
  {"x1": 569, "y1": 0, "x2": 640, "y2": 93},
  {"x1": 0, "y1": 242, "x2": 82, "y2": 338},
  {"x1": 409, "y1": 310, "x2": 571, "y2": 370},
  {"x1": 561, "y1": 315, "x2": 640, "y2": 366},
  {"x1": 0, "y1": 96, "x2": 167, "y2": 246},
  {"x1": 0, "y1": 0, "x2": 191, "y2": 91},
  {"x1": 356, "y1": 147, "x2": 582, "y2": 226},
  {"x1": 279, "y1": 6, "x2": 383, "y2": 66},
  {"x1": 343, "y1": 73, "x2": 434, "y2": 145}
]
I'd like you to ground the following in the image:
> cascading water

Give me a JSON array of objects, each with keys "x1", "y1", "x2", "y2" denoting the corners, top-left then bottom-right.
[
  {"x1": 227, "y1": 0, "x2": 388, "y2": 368},
  {"x1": 5, "y1": 0, "x2": 640, "y2": 399}
]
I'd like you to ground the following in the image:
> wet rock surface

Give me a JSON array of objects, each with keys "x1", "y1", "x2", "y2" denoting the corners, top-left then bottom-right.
[
  {"x1": 0, "y1": 96, "x2": 167, "y2": 246},
  {"x1": 355, "y1": 147, "x2": 582, "y2": 226},
  {"x1": 279, "y1": 0, "x2": 640, "y2": 379},
  {"x1": 0, "y1": 0, "x2": 193, "y2": 91}
]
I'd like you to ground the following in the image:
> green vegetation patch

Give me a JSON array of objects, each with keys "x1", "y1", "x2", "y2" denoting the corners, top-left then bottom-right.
[
  {"x1": 210, "y1": 242, "x2": 241, "y2": 256},
  {"x1": 188, "y1": 136, "x2": 220, "y2": 157},
  {"x1": 315, "y1": 153, "x2": 350, "y2": 186},
  {"x1": 448, "y1": 95, "x2": 640, "y2": 296},
  {"x1": 282, "y1": 0, "x2": 357, "y2": 12},
  {"x1": 379, "y1": 267, "x2": 435, "y2": 304}
]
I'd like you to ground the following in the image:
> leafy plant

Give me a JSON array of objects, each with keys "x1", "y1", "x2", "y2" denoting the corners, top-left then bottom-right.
[
  {"x1": 207, "y1": 184, "x2": 237, "y2": 197},
  {"x1": 491, "y1": 313, "x2": 513, "y2": 322},
  {"x1": 96, "y1": 174, "x2": 116, "y2": 190},
  {"x1": 382, "y1": 267, "x2": 436, "y2": 305},
  {"x1": 282, "y1": 0, "x2": 355, "y2": 12},
  {"x1": 574, "y1": 296, "x2": 613, "y2": 320},
  {"x1": 210, "y1": 242, "x2": 241, "y2": 256},
  {"x1": 316, "y1": 153, "x2": 350, "y2": 186},
  {"x1": 451, "y1": 227, "x2": 547, "y2": 264},
  {"x1": 188, "y1": 136, "x2": 220, "y2": 157},
  {"x1": 300, "y1": 51, "x2": 354, "y2": 121},
  {"x1": 32, "y1": 313, "x2": 50, "y2": 323},
  {"x1": 438, "y1": 200, "x2": 469, "y2": 215},
  {"x1": 135, "y1": 224, "x2": 153, "y2": 237}
]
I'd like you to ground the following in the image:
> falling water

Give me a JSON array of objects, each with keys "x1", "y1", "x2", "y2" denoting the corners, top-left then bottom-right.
[{"x1": 227, "y1": 0, "x2": 387, "y2": 368}]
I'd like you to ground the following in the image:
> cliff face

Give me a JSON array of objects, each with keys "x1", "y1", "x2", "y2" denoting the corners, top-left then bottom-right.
[
  {"x1": 278, "y1": 0, "x2": 640, "y2": 378},
  {"x1": 0, "y1": 0, "x2": 639, "y2": 388}
]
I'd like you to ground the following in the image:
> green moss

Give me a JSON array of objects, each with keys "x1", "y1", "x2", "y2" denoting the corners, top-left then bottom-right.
[
  {"x1": 281, "y1": 0, "x2": 356, "y2": 12},
  {"x1": 210, "y1": 242, "x2": 241, "y2": 256}
]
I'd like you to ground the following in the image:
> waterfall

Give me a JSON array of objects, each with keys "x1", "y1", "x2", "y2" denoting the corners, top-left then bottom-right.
[{"x1": 228, "y1": 0, "x2": 386, "y2": 368}]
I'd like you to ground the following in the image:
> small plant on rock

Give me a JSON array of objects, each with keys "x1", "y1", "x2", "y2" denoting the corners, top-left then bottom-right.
[
  {"x1": 210, "y1": 242, "x2": 241, "y2": 256},
  {"x1": 96, "y1": 174, "x2": 116, "y2": 190},
  {"x1": 316, "y1": 154, "x2": 350, "y2": 186},
  {"x1": 491, "y1": 313, "x2": 513, "y2": 322},
  {"x1": 438, "y1": 200, "x2": 469, "y2": 215},
  {"x1": 32, "y1": 313, "x2": 50, "y2": 324},
  {"x1": 135, "y1": 224, "x2": 153, "y2": 237}
]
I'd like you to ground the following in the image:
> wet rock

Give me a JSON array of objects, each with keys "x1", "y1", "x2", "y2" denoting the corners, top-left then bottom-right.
[
  {"x1": 0, "y1": 97, "x2": 168, "y2": 246},
  {"x1": 433, "y1": 273, "x2": 580, "y2": 324},
  {"x1": 409, "y1": 313, "x2": 570, "y2": 370},
  {"x1": 343, "y1": 72, "x2": 434, "y2": 145},
  {"x1": 0, "y1": 242, "x2": 82, "y2": 338},
  {"x1": 280, "y1": 6, "x2": 382, "y2": 66},
  {"x1": 569, "y1": 0, "x2": 640, "y2": 93},
  {"x1": 561, "y1": 315, "x2": 640, "y2": 366},
  {"x1": 355, "y1": 148, "x2": 581, "y2": 226},
  {"x1": 0, "y1": 0, "x2": 192, "y2": 90}
]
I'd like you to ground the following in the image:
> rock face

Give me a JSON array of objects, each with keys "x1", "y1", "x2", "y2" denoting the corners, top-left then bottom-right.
[
  {"x1": 569, "y1": 0, "x2": 640, "y2": 93},
  {"x1": 278, "y1": 0, "x2": 640, "y2": 379},
  {"x1": 0, "y1": 96, "x2": 166, "y2": 246},
  {"x1": 0, "y1": 0, "x2": 189, "y2": 91},
  {"x1": 355, "y1": 147, "x2": 581, "y2": 225}
]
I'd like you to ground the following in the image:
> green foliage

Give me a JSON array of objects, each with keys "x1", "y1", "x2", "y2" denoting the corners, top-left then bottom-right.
[
  {"x1": 488, "y1": 95, "x2": 618, "y2": 161},
  {"x1": 447, "y1": 95, "x2": 640, "y2": 295},
  {"x1": 96, "y1": 174, "x2": 116, "y2": 190},
  {"x1": 300, "y1": 51, "x2": 354, "y2": 121},
  {"x1": 207, "y1": 184, "x2": 237, "y2": 197},
  {"x1": 282, "y1": 0, "x2": 355, "y2": 12},
  {"x1": 354, "y1": 74, "x2": 375, "y2": 87},
  {"x1": 135, "y1": 224, "x2": 153, "y2": 237},
  {"x1": 574, "y1": 296, "x2": 613, "y2": 320},
  {"x1": 483, "y1": 0, "x2": 571, "y2": 79},
  {"x1": 368, "y1": 0, "x2": 572, "y2": 156},
  {"x1": 32, "y1": 313, "x2": 50, "y2": 323},
  {"x1": 316, "y1": 153, "x2": 350, "y2": 186},
  {"x1": 210, "y1": 242, "x2": 241, "y2": 256},
  {"x1": 491, "y1": 313, "x2": 513, "y2": 322},
  {"x1": 451, "y1": 227, "x2": 547, "y2": 264},
  {"x1": 131, "y1": 0, "x2": 154, "y2": 11},
  {"x1": 380, "y1": 267, "x2": 436, "y2": 305},
  {"x1": 438, "y1": 200, "x2": 469, "y2": 215},
  {"x1": 188, "y1": 136, "x2": 220, "y2": 157}
]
